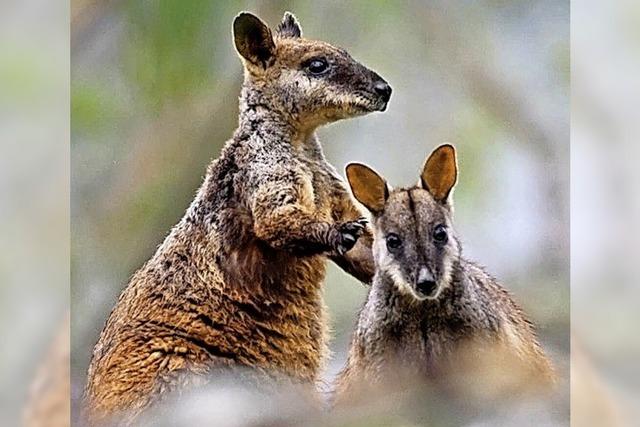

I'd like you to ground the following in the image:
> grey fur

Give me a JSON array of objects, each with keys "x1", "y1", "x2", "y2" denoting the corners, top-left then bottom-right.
[{"x1": 335, "y1": 145, "x2": 555, "y2": 403}]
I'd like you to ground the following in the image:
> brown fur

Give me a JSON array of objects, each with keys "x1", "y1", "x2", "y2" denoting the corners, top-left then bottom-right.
[
  {"x1": 84, "y1": 11, "x2": 390, "y2": 424},
  {"x1": 335, "y1": 144, "x2": 555, "y2": 405}
]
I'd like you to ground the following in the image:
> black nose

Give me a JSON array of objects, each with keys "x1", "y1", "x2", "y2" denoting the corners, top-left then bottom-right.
[
  {"x1": 373, "y1": 81, "x2": 392, "y2": 103},
  {"x1": 416, "y1": 280, "x2": 437, "y2": 297}
]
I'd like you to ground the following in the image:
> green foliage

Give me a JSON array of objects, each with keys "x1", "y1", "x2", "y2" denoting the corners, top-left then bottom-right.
[
  {"x1": 122, "y1": 0, "x2": 220, "y2": 111},
  {"x1": 71, "y1": 82, "x2": 125, "y2": 136}
]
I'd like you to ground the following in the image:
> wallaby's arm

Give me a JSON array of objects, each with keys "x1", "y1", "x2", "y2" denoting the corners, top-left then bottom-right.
[
  {"x1": 330, "y1": 230, "x2": 374, "y2": 284},
  {"x1": 329, "y1": 193, "x2": 375, "y2": 284},
  {"x1": 252, "y1": 177, "x2": 357, "y2": 255}
]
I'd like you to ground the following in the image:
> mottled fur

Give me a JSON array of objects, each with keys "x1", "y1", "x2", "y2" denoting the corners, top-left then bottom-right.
[
  {"x1": 335, "y1": 145, "x2": 555, "y2": 404},
  {"x1": 85, "y1": 12, "x2": 391, "y2": 424}
]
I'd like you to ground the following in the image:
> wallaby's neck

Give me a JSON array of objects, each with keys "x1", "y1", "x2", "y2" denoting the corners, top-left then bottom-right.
[
  {"x1": 180, "y1": 83, "x2": 328, "y2": 230},
  {"x1": 236, "y1": 84, "x2": 319, "y2": 147}
]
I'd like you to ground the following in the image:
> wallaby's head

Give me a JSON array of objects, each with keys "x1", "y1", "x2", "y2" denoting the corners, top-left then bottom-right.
[
  {"x1": 346, "y1": 145, "x2": 461, "y2": 301},
  {"x1": 232, "y1": 12, "x2": 391, "y2": 128}
]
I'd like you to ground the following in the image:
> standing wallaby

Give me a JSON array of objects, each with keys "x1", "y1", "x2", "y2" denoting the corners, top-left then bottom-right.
[
  {"x1": 334, "y1": 144, "x2": 555, "y2": 404},
  {"x1": 85, "y1": 11, "x2": 391, "y2": 423}
]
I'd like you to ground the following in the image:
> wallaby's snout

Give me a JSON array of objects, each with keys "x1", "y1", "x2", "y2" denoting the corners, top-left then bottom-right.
[
  {"x1": 372, "y1": 77, "x2": 392, "y2": 109},
  {"x1": 358, "y1": 68, "x2": 391, "y2": 111},
  {"x1": 415, "y1": 266, "x2": 437, "y2": 298}
]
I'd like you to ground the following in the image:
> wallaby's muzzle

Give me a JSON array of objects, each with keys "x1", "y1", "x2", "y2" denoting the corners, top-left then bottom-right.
[
  {"x1": 415, "y1": 266, "x2": 438, "y2": 298},
  {"x1": 373, "y1": 79, "x2": 392, "y2": 108}
]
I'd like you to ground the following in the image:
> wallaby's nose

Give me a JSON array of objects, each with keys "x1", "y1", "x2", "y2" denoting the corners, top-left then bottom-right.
[
  {"x1": 416, "y1": 279, "x2": 437, "y2": 296},
  {"x1": 373, "y1": 80, "x2": 392, "y2": 103},
  {"x1": 416, "y1": 267, "x2": 437, "y2": 297}
]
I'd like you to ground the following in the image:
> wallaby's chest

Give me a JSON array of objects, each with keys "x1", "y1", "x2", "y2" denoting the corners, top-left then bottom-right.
[
  {"x1": 360, "y1": 292, "x2": 481, "y2": 373},
  {"x1": 297, "y1": 153, "x2": 344, "y2": 218}
]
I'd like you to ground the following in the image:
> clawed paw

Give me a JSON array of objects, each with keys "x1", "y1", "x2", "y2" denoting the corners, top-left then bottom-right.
[{"x1": 335, "y1": 218, "x2": 368, "y2": 255}]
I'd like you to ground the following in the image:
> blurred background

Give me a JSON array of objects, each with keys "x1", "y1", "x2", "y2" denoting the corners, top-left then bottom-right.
[
  {"x1": 571, "y1": 0, "x2": 640, "y2": 425},
  {"x1": 69, "y1": 0, "x2": 569, "y2": 424},
  {"x1": 0, "y1": 0, "x2": 69, "y2": 426}
]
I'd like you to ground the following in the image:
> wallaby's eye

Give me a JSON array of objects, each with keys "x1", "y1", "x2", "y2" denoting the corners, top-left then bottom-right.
[
  {"x1": 305, "y1": 58, "x2": 329, "y2": 75},
  {"x1": 386, "y1": 233, "x2": 402, "y2": 251},
  {"x1": 433, "y1": 224, "x2": 448, "y2": 244}
]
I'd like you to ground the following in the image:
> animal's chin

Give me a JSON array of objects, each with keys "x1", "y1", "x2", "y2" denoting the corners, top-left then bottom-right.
[
  {"x1": 324, "y1": 106, "x2": 370, "y2": 122},
  {"x1": 375, "y1": 100, "x2": 388, "y2": 112},
  {"x1": 412, "y1": 285, "x2": 441, "y2": 301},
  {"x1": 350, "y1": 100, "x2": 387, "y2": 113},
  {"x1": 391, "y1": 280, "x2": 437, "y2": 302},
  {"x1": 404, "y1": 281, "x2": 443, "y2": 301},
  {"x1": 336, "y1": 99, "x2": 387, "y2": 117},
  {"x1": 317, "y1": 96, "x2": 388, "y2": 123}
]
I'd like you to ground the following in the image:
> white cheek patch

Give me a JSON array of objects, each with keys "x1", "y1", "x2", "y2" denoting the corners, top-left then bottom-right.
[
  {"x1": 375, "y1": 241, "x2": 419, "y2": 300},
  {"x1": 383, "y1": 263, "x2": 415, "y2": 298},
  {"x1": 427, "y1": 237, "x2": 458, "y2": 300},
  {"x1": 427, "y1": 283, "x2": 445, "y2": 301},
  {"x1": 438, "y1": 257, "x2": 454, "y2": 294},
  {"x1": 279, "y1": 69, "x2": 369, "y2": 113}
]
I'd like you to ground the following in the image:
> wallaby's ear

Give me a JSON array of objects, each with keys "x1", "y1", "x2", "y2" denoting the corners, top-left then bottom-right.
[
  {"x1": 277, "y1": 12, "x2": 302, "y2": 38},
  {"x1": 233, "y1": 12, "x2": 276, "y2": 68},
  {"x1": 420, "y1": 144, "x2": 458, "y2": 203},
  {"x1": 346, "y1": 163, "x2": 389, "y2": 214}
]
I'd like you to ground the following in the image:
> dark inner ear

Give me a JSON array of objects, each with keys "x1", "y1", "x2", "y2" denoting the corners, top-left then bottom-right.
[
  {"x1": 421, "y1": 144, "x2": 458, "y2": 203},
  {"x1": 233, "y1": 13, "x2": 275, "y2": 68},
  {"x1": 346, "y1": 163, "x2": 389, "y2": 214},
  {"x1": 277, "y1": 12, "x2": 302, "y2": 38}
]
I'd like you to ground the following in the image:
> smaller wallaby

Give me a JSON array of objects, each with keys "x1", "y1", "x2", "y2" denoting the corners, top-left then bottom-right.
[{"x1": 334, "y1": 144, "x2": 555, "y2": 404}]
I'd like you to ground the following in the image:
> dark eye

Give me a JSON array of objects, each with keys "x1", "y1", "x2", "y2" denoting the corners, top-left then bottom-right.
[
  {"x1": 386, "y1": 233, "x2": 402, "y2": 251},
  {"x1": 433, "y1": 224, "x2": 448, "y2": 244},
  {"x1": 305, "y1": 58, "x2": 329, "y2": 75}
]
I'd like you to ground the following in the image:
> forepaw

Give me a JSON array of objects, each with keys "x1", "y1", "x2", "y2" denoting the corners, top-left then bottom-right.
[{"x1": 334, "y1": 218, "x2": 368, "y2": 255}]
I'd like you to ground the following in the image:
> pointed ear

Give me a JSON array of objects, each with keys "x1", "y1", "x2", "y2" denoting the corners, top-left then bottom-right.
[
  {"x1": 233, "y1": 12, "x2": 276, "y2": 68},
  {"x1": 346, "y1": 163, "x2": 389, "y2": 214},
  {"x1": 420, "y1": 144, "x2": 458, "y2": 203},
  {"x1": 277, "y1": 12, "x2": 302, "y2": 38}
]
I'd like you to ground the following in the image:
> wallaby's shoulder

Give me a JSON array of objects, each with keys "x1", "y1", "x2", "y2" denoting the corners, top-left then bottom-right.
[{"x1": 457, "y1": 258, "x2": 535, "y2": 330}]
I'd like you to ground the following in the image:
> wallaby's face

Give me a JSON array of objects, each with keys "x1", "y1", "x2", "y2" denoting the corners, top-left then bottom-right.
[
  {"x1": 346, "y1": 145, "x2": 461, "y2": 301},
  {"x1": 233, "y1": 12, "x2": 392, "y2": 127},
  {"x1": 371, "y1": 188, "x2": 459, "y2": 301}
]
